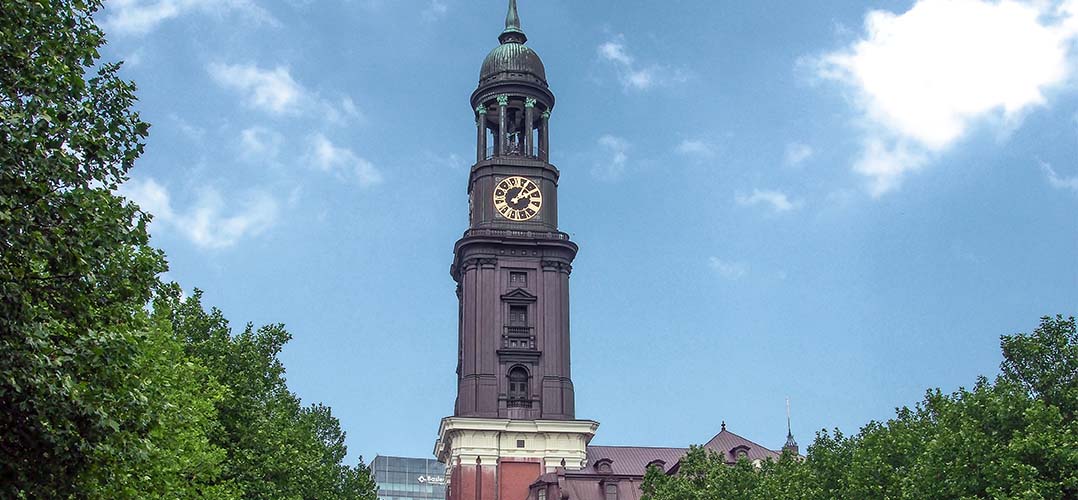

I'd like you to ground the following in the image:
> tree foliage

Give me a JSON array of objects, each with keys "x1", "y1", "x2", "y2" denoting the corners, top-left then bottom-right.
[
  {"x1": 1, "y1": 1, "x2": 377, "y2": 498},
  {"x1": 643, "y1": 448, "x2": 816, "y2": 500},
  {"x1": 1, "y1": 0, "x2": 165, "y2": 496},
  {"x1": 157, "y1": 288, "x2": 378, "y2": 500},
  {"x1": 642, "y1": 316, "x2": 1078, "y2": 500}
]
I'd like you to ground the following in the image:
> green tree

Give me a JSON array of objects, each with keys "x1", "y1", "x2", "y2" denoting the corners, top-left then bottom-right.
[
  {"x1": 162, "y1": 289, "x2": 378, "y2": 500},
  {"x1": 1001, "y1": 315, "x2": 1078, "y2": 420},
  {"x1": 643, "y1": 447, "x2": 815, "y2": 500},
  {"x1": 642, "y1": 316, "x2": 1078, "y2": 500},
  {"x1": 79, "y1": 300, "x2": 237, "y2": 499},
  {"x1": 1, "y1": 0, "x2": 166, "y2": 496},
  {"x1": 1, "y1": 1, "x2": 377, "y2": 497}
]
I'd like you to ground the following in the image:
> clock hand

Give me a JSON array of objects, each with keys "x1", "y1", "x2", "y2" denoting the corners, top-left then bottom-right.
[{"x1": 512, "y1": 187, "x2": 532, "y2": 204}]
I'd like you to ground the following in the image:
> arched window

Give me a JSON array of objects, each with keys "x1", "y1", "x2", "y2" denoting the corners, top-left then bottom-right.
[
  {"x1": 508, "y1": 366, "x2": 530, "y2": 408},
  {"x1": 604, "y1": 483, "x2": 618, "y2": 500}
]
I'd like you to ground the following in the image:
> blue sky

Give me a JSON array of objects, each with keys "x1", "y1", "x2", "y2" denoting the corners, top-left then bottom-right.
[{"x1": 102, "y1": 0, "x2": 1077, "y2": 462}]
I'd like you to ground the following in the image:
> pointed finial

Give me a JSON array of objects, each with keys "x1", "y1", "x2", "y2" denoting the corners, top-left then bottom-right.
[
  {"x1": 499, "y1": 0, "x2": 528, "y2": 44},
  {"x1": 506, "y1": 0, "x2": 520, "y2": 30},
  {"x1": 784, "y1": 398, "x2": 799, "y2": 451},
  {"x1": 721, "y1": 420, "x2": 726, "y2": 431},
  {"x1": 786, "y1": 397, "x2": 792, "y2": 438}
]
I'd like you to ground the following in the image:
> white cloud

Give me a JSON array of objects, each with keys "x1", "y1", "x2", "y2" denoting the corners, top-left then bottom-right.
[
  {"x1": 676, "y1": 139, "x2": 717, "y2": 159},
  {"x1": 708, "y1": 257, "x2": 748, "y2": 281},
  {"x1": 592, "y1": 135, "x2": 630, "y2": 181},
  {"x1": 104, "y1": 0, "x2": 276, "y2": 36},
  {"x1": 123, "y1": 49, "x2": 144, "y2": 67},
  {"x1": 598, "y1": 41, "x2": 633, "y2": 66},
  {"x1": 422, "y1": 0, "x2": 448, "y2": 21},
  {"x1": 1039, "y1": 160, "x2": 1078, "y2": 192},
  {"x1": 208, "y1": 63, "x2": 304, "y2": 115},
  {"x1": 120, "y1": 178, "x2": 279, "y2": 249},
  {"x1": 784, "y1": 142, "x2": 814, "y2": 167},
  {"x1": 817, "y1": 0, "x2": 1078, "y2": 195},
  {"x1": 169, "y1": 115, "x2": 205, "y2": 142},
  {"x1": 597, "y1": 38, "x2": 686, "y2": 91},
  {"x1": 424, "y1": 151, "x2": 466, "y2": 170},
  {"x1": 122, "y1": 177, "x2": 174, "y2": 225},
  {"x1": 183, "y1": 190, "x2": 278, "y2": 250},
  {"x1": 338, "y1": 97, "x2": 361, "y2": 121},
  {"x1": 852, "y1": 140, "x2": 928, "y2": 196},
  {"x1": 735, "y1": 189, "x2": 802, "y2": 213},
  {"x1": 208, "y1": 63, "x2": 361, "y2": 123},
  {"x1": 307, "y1": 134, "x2": 383, "y2": 187},
  {"x1": 239, "y1": 126, "x2": 283, "y2": 162}
]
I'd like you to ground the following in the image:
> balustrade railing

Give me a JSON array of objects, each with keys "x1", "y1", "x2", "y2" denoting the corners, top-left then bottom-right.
[
  {"x1": 463, "y1": 228, "x2": 570, "y2": 241},
  {"x1": 507, "y1": 407, "x2": 539, "y2": 420},
  {"x1": 507, "y1": 399, "x2": 533, "y2": 409},
  {"x1": 484, "y1": 145, "x2": 547, "y2": 161},
  {"x1": 502, "y1": 326, "x2": 535, "y2": 350}
]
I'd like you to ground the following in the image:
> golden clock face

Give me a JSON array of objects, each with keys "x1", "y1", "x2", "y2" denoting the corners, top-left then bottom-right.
[{"x1": 493, "y1": 176, "x2": 543, "y2": 221}]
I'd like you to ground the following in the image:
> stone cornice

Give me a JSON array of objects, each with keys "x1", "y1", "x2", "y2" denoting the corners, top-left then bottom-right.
[
  {"x1": 437, "y1": 416, "x2": 599, "y2": 436},
  {"x1": 434, "y1": 417, "x2": 599, "y2": 467}
]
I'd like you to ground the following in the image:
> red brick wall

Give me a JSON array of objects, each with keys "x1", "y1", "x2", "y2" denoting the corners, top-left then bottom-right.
[
  {"x1": 481, "y1": 463, "x2": 497, "y2": 500},
  {"x1": 448, "y1": 463, "x2": 463, "y2": 500},
  {"x1": 498, "y1": 461, "x2": 541, "y2": 500},
  {"x1": 453, "y1": 462, "x2": 499, "y2": 500}
]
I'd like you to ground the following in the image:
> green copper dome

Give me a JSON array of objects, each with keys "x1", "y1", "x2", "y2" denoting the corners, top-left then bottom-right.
[
  {"x1": 479, "y1": 0, "x2": 547, "y2": 85},
  {"x1": 480, "y1": 43, "x2": 547, "y2": 84}
]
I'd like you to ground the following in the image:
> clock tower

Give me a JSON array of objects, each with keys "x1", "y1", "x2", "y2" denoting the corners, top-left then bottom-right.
[{"x1": 435, "y1": 3, "x2": 598, "y2": 500}]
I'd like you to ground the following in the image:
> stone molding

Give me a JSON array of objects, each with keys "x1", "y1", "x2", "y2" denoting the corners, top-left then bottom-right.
[
  {"x1": 435, "y1": 417, "x2": 599, "y2": 472},
  {"x1": 541, "y1": 260, "x2": 572, "y2": 274}
]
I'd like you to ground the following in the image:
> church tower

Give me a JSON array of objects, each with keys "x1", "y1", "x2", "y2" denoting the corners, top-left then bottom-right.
[{"x1": 435, "y1": 3, "x2": 598, "y2": 500}]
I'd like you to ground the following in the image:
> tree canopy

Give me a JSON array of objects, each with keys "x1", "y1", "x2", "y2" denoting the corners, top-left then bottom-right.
[
  {"x1": 1, "y1": 1, "x2": 377, "y2": 498},
  {"x1": 642, "y1": 316, "x2": 1078, "y2": 500}
]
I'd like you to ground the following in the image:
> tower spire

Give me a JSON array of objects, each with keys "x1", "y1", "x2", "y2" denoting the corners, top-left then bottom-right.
[
  {"x1": 499, "y1": 0, "x2": 527, "y2": 44},
  {"x1": 783, "y1": 397, "x2": 799, "y2": 455},
  {"x1": 786, "y1": 397, "x2": 792, "y2": 438}
]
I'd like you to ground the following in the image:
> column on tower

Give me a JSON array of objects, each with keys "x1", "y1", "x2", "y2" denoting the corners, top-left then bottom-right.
[
  {"x1": 539, "y1": 111, "x2": 550, "y2": 161},
  {"x1": 524, "y1": 98, "x2": 535, "y2": 157},
  {"x1": 497, "y1": 95, "x2": 509, "y2": 156},
  {"x1": 476, "y1": 105, "x2": 488, "y2": 163}
]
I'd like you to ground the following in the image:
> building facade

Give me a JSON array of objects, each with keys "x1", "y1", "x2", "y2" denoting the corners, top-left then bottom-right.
[
  {"x1": 371, "y1": 456, "x2": 447, "y2": 500},
  {"x1": 434, "y1": 4, "x2": 798, "y2": 500}
]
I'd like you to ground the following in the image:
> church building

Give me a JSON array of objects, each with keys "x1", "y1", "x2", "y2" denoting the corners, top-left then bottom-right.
[{"x1": 433, "y1": 3, "x2": 799, "y2": 500}]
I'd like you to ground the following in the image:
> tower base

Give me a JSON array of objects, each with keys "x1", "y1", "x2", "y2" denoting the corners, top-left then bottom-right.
[{"x1": 434, "y1": 417, "x2": 599, "y2": 500}]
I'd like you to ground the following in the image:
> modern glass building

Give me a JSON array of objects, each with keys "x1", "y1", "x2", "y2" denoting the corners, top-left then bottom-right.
[{"x1": 371, "y1": 455, "x2": 447, "y2": 500}]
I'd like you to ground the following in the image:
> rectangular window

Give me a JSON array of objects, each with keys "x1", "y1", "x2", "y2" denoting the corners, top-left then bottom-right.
[
  {"x1": 510, "y1": 271, "x2": 527, "y2": 286},
  {"x1": 605, "y1": 484, "x2": 618, "y2": 500},
  {"x1": 509, "y1": 305, "x2": 527, "y2": 326},
  {"x1": 538, "y1": 489, "x2": 546, "y2": 500}
]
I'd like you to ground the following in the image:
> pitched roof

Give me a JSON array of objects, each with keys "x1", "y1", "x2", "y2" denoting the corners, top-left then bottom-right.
[
  {"x1": 700, "y1": 428, "x2": 782, "y2": 463},
  {"x1": 561, "y1": 477, "x2": 646, "y2": 500},
  {"x1": 569, "y1": 446, "x2": 688, "y2": 476}
]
